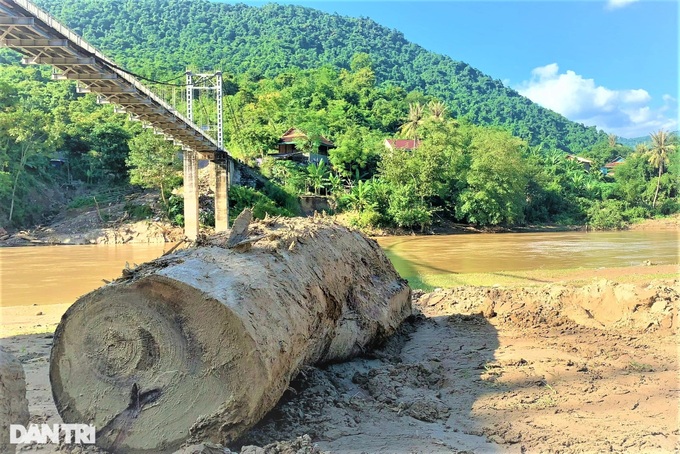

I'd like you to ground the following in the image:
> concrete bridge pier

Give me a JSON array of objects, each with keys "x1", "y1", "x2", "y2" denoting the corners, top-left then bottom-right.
[
  {"x1": 183, "y1": 149, "x2": 200, "y2": 240},
  {"x1": 214, "y1": 152, "x2": 229, "y2": 232}
]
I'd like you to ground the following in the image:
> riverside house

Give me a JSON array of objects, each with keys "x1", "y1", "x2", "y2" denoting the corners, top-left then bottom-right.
[{"x1": 271, "y1": 128, "x2": 334, "y2": 164}]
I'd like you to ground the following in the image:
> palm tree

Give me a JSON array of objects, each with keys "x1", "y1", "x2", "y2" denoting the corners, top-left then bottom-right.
[
  {"x1": 608, "y1": 134, "x2": 618, "y2": 148},
  {"x1": 399, "y1": 102, "x2": 425, "y2": 140},
  {"x1": 635, "y1": 142, "x2": 650, "y2": 155},
  {"x1": 427, "y1": 100, "x2": 447, "y2": 121},
  {"x1": 647, "y1": 130, "x2": 677, "y2": 208}
]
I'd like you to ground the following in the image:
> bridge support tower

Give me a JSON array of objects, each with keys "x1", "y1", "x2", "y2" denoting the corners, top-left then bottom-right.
[{"x1": 184, "y1": 70, "x2": 228, "y2": 239}]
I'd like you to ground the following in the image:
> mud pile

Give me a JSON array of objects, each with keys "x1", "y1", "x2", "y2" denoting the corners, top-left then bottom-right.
[{"x1": 418, "y1": 279, "x2": 678, "y2": 332}]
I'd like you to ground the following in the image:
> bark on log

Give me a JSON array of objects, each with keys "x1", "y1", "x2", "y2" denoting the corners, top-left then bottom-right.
[
  {"x1": 0, "y1": 349, "x2": 30, "y2": 454},
  {"x1": 50, "y1": 218, "x2": 411, "y2": 453}
]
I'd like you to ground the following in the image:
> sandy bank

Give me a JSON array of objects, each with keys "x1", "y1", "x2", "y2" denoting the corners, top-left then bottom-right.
[{"x1": 1, "y1": 275, "x2": 677, "y2": 453}]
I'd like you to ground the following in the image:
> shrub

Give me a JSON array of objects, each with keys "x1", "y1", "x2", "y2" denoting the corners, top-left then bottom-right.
[
  {"x1": 586, "y1": 200, "x2": 627, "y2": 230},
  {"x1": 124, "y1": 202, "x2": 153, "y2": 220},
  {"x1": 388, "y1": 185, "x2": 432, "y2": 230},
  {"x1": 167, "y1": 194, "x2": 184, "y2": 227},
  {"x1": 657, "y1": 198, "x2": 679, "y2": 216},
  {"x1": 621, "y1": 206, "x2": 649, "y2": 223},
  {"x1": 229, "y1": 185, "x2": 294, "y2": 222},
  {"x1": 347, "y1": 208, "x2": 382, "y2": 229}
]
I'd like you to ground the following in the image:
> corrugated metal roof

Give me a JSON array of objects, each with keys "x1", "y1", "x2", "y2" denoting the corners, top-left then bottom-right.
[{"x1": 278, "y1": 128, "x2": 334, "y2": 147}]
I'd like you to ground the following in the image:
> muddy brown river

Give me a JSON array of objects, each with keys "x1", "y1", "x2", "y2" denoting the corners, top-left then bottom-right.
[
  {"x1": 379, "y1": 230, "x2": 679, "y2": 280},
  {"x1": 1, "y1": 231, "x2": 677, "y2": 307}
]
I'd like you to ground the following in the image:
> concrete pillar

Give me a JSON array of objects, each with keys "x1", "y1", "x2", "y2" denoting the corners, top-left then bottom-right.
[
  {"x1": 214, "y1": 154, "x2": 229, "y2": 232},
  {"x1": 183, "y1": 149, "x2": 199, "y2": 240}
]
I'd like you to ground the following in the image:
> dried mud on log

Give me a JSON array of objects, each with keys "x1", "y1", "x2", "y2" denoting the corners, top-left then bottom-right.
[{"x1": 49, "y1": 215, "x2": 411, "y2": 453}]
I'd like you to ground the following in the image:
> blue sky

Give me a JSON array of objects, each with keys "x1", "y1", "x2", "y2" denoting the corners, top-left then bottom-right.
[{"x1": 224, "y1": 0, "x2": 678, "y2": 138}]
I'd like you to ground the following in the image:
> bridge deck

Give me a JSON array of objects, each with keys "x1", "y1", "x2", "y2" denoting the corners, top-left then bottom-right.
[{"x1": 0, "y1": 0, "x2": 222, "y2": 160}]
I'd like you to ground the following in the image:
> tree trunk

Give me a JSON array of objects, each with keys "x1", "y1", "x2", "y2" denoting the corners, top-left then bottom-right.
[
  {"x1": 50, "y1": 218, "x2": 411, "y2": 453},
  {"x1": 0, "y1": 349, "x2": 30, "y2": 454},
  {"x1": 8, "y1": 145, "x2": 29, "y2": 223},
  {"x1": 652, "y1": 164, "x2": 663, "y2": 208}
]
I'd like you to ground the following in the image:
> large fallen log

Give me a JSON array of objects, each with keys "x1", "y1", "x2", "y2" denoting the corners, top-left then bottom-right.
[
  {"x1": 50, "y1": 216, "x2": 411, "y2": 453},
  {"x1": 0, "y1": 349, "x2": 30, "y2": 454}
]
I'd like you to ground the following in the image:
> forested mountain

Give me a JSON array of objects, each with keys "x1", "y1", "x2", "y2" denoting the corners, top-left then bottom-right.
[
  {"x1": 3, "y1": 0, "x2": 676, "y2": 232},
  {"x1": 33, "y1": 0, "x2": 606, "y2": 153}
]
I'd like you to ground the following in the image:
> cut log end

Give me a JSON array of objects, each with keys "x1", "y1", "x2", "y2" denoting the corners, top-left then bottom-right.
[{"x1": 51, "y1": 277, "x2": 266, "y2": 453}]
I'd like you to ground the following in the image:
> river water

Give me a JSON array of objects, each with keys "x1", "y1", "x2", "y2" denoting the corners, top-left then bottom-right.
[
  {"x1": 0, "y1": 231, "x2": 677, "y2": 307},
  {"x1": 378, "y1": 230, "x2": 679, "y2": 280}
]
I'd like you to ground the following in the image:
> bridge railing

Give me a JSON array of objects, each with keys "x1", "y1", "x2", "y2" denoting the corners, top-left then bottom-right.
[{"x1": 8, "y1": 0, "x2": 220, "y2": 153}]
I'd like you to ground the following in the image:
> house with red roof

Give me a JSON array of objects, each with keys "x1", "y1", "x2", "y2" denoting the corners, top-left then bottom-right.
[
  {"x1": 271, "y1": 128, "x2": 334, "y2": 164},
  {"x1": 383, "y1": 138, "x2": 421, "y2": 152},
  {"x1": 602, "y1": 156, "x2": 626, "y2": 176}
]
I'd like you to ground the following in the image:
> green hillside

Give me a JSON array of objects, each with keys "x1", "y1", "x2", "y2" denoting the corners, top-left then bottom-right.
[
  {"x1": 4, "y1": 0, "x2": 676, "y2": 232},
  {"x1": 33, "y1": 0, "x2": 606, "y2": 153},
  {"x1": 619, "y1": 136, "x2": 652, "y2": 148}
]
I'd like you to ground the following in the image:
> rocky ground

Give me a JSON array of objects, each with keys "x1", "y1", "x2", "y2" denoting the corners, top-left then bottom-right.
[
  {"x1": 3, "y1": 279, "x2": 677, "y2": 453},
  {"x1": 0, "y1": 192, "x2": 185, "y2": 246}
]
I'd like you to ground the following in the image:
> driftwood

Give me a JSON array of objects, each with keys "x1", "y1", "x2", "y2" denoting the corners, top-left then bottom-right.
[
  {"x1": 0, "y1": 349, "x2": 30, "y2": 454},
  {"x1": 50, "y1": 218, "x2": 411, "y2": 453}
]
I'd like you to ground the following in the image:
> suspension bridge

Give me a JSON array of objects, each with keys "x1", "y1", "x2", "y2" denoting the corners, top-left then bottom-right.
[{"x1": 0, "y1": 0, "x2": 231, "y2": 239}]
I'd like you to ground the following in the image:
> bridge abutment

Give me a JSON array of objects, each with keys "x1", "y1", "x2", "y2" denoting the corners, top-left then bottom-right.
[{"x1": 183, "y1": 150, "x2": 199, "y2": 240}]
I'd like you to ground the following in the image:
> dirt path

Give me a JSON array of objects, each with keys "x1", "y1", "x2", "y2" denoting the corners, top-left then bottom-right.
[{"x1": 2, "y1": 279, "x2": 677, "y2": 453}]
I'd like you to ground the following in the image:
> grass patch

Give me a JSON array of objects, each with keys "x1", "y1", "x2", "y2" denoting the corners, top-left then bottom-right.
[
  {"x1": 402, "y1": 265, "x2": 679, "y2": 290},
  {"x1": 124, "y1": 202, "x2": 153, "y2": 220},
  {"x1": 67, "y1": 196, "x2": 97, "y2": 209},
  {"x1": 626, "y1": 361, "x2": 654, "y2": 373}
]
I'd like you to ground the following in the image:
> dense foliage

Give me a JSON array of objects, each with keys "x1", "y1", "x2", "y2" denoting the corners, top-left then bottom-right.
[
  {"x1": 1, "y1": 1, "x2": 677, "y2": 231},
  {"x1": 0, "y1": 64, "x2": 138, "y2": 226},
  {"x1": 33, "y1": 0, "x2": 607, "y2": 153}
]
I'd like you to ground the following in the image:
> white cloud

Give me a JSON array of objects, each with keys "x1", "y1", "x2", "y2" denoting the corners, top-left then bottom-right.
[
  {"x1": 516, "y1": 63, "x2": 677, "y2": 138},
  {"x1": 606, "y1": 0, "x2": 639, "y2": 10}
]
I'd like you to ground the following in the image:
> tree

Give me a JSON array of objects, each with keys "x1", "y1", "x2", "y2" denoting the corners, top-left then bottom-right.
[
  {"x1": 399, "y1": 102, "x2": 425, "y2": 140},
  {"x1": 126, "y1": 131, "x2": 182, "y2": 209},
  {"x1": 329, "y1": 126, "x2": 381, "y2": 178},
  {"x1": 614, "y1": 153, "x2": 654, "y2": 207},
  {"x1": 0, "y1": 106, "x2": 56, "y2": 224},
  {"x1": 608, "y1": 134, "x2": 618, "y2": 148},
  {"x1": 305, "y1": 160, "x2": 329, "y2": 195},
  {"x1": 647, "y1": 129, "x2": 677, "y2": 208},
  {"x1": 427, "y1": 100, "x2": 447, "y2": 121},
  {"x1": 455, "y1": 127, "x2": 530, "y2": 226}
]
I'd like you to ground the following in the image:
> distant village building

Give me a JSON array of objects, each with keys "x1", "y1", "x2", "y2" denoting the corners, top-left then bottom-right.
[
  {"x1": 271, "y1": 128, "x2": 334, "y2": 164},
  {"x1": 384, "y1": 138, "x2": 421, "y2": 152},
  {"x1": 49, "y1": 151, "x2": 68, "y2": 169},
  {"x1": 566, "y1": 154, "x2": 593, "y2": 171},
  {"x1": 602, "y1": 156, "x2": 626, "y2": 176}
]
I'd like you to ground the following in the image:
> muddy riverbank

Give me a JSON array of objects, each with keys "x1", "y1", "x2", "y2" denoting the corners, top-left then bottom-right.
[
  {"x1": 1, "y1": 277, "x2": 678, "y2": 453},
  {"x1": 2, "y1": 206, "x2": 677, "y2": 248}
]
